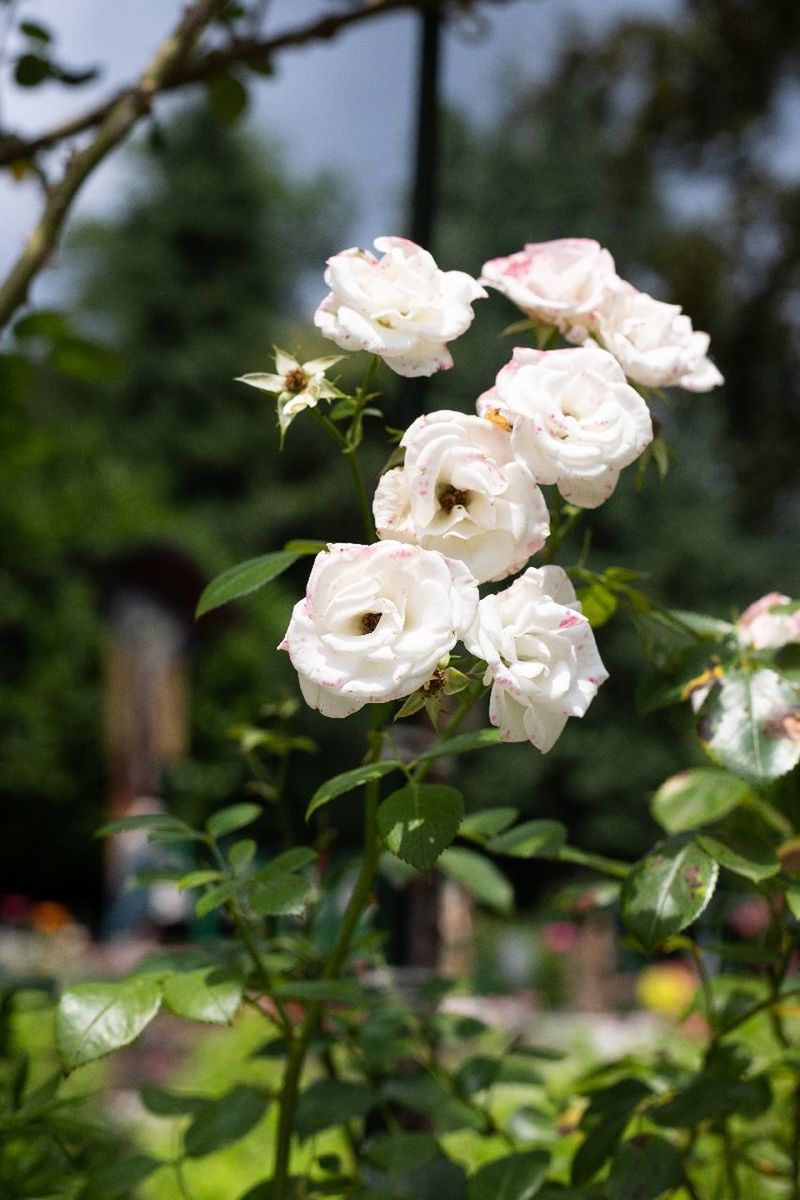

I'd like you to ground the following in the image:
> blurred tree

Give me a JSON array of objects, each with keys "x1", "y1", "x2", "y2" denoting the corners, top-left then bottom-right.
[{"x1": 0, "y1": 104, "x2": 353, "y2": 913}]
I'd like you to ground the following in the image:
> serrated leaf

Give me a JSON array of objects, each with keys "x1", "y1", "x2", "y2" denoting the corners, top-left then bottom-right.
[
  {"x1": 295, "y1": 1079, "x2": 374, "y2": 1137},
  {"x1": 620, "y1": 838, "x2": 718, "y2": 952},
  {"x1": 228, "y1": 838, "x2": 257, "y2": 873},
  {"x1": 248, "y1": 873, "x2": 310, "y2": 916},
  {"x1": 195, "y1": 879, "x2": 241, "y2": 918},
  {"x1": 57, "y1": 977, "x2": 162, "y2": 1070},
  {"x1": 196, "y1": 549, "x2": 303, "y2": 617},
  {"x1": 184, "y1": 1085, "x2": 269, "y2": 1156},
  {"x1": 651, "y1": 767, "x2": 752, "y2": 833},
  {"x1": 699, "y1": 668, "x2": 800, "y2": 784},
  {"x1": 412, "y1": 728, "x2": 502, "y2": 764},
  {"x1": 608, "y1": 1137, "x2": 684, "y2": 1200},
  {"x1": 576, "y1": 582, "x2": 617, "y2": 628},
  {"x1": 439, "y1": 847, "x2": 513, "y2": 914},
  {"x1": 460, "y1": 807, "x2": 519, "y2": 841},
  {"x1": 377, "y1": 784, "x2": 463, "y2": 871},
  {"x1": 381, "y1": 1073, "x2": 484, "y2": 1132},
  {"x1": 80, "y1": 1155, "x2": 160, "y2": 1198},
  {"x1": 306, "y1": 760, "x2": 402, "y2": 820},
  {"x1": 488, "y1": 820, "x2": 566, "y2": 859},
  {"x1": 254, "y1": 846, "x2": 317, "y2": 879},
  {"x1": 207, "y1": 802, "x2": 262, "y2": 839},
  {"x1": 468, "y1": 1150, "x2": 550, "y2": 1200},
  {"x1": 163, "y1": 966, "x2": 243, "y2": 1024},
  {"x1": 697, "y1": 828, "x2": 780, "y2": 881}
]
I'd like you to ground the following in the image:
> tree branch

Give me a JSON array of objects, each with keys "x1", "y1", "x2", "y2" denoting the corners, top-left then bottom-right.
[{"x1": 0, "y1": 0, "x2": 434, "y2": 168}]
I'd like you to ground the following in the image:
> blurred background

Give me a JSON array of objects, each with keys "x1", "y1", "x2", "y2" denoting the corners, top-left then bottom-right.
[{"x1": 1, "y1": 0, "x2": 799, "y2": 956}]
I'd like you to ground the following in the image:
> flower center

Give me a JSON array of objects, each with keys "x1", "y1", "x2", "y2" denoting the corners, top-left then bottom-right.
[
  {"x1": 438, "y1": 484, "x2": 470, "y2": 513},
  {"x1": 359, "y1": 612, "x2": 381, "y2": 634},
  {"x1": 283, "y1": 367, "x2": 308, "y2": 394}
]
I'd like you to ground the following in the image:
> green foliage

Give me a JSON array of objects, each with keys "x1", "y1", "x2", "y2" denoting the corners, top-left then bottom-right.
[
  {"x1": 620, "y1": 837, "x2": 718, "y2": 951},
  {"x1": 377, "y1": 783, "x2": 464, "y2": 871}
]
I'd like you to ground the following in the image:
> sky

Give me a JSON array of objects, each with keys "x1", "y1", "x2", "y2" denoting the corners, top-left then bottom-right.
[{"x1": 0, "y1": 0, "x2": 685, "y2": 309}]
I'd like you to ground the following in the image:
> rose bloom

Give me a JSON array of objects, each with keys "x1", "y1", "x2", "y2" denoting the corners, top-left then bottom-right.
[
  {"x1": 480, "y1": 238, "x2": 616, "y2": 337},
  {"x1": 279, "y1": 541, "x2": 479, "y2": 718},
  {"x1": 737, "y1": 592, "x2": 800, "y2": 650},
  {"x1": 464, "y1": 565, "x2": 608, "y2": 751},
  {"x1": 477, "y1": 345, "x2": 653, "y2": 508},
  {"x1": 594, "y1": 279, "x2": 724, "y2": 391},
  {"x1": 373, "y1": 410, "x2": 549, "y2": 584},
  {"x1": 314, "y1": 236, "x2": 486, "y2": 378}
]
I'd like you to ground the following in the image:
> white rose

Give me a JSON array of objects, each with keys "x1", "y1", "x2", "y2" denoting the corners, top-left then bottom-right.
[
  {"x1": 737, "y1": 593, "x2": 800, "y2": 650},
  {"x1": 477, "y1": 345, "x2": 653, "y2": 508},
  {"x1": 314, "y1": 236, "x2": 486, "y2": 378},
  {"x1": 279, "y1": 541, "x2": 479, "y2": 718},
  {"x1": 373, "y1": 410, "x2": 550, "y2": 584},
  {"x1": 594, "y1": 279, "x2": 724, "y2": 391},
  {"x1": 480, "y1": 238, "x2": 616, "y2": 337},
  {"x1": 464, "y1": 565, "x2": 608, "y2": 752}
]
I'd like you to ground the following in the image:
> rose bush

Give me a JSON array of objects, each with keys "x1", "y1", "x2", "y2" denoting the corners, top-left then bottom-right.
[
  {"x1": 314, "y1": 235, "x2": 486, "y2": 377},
  {"x1": 279, "y1": 539, "x2": 479, "y2": 717},
  {"x1": 464, "y1": 565, "x2": 608, "y2": 750},
  {"x1": 372, "y1": 409, "x2": 549, "y2": 583},
  {"x1": 477, "y1": 344, "x2": 653, "y2": 507}
]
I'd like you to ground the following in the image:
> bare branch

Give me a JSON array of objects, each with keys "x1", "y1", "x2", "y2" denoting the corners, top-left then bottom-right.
[{"x1": 0, "y1": 0, "x2": 431, "y2": 168}]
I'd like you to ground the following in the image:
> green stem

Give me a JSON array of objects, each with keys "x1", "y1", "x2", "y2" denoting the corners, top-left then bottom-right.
[
  {"x1": 718, "y1": 985, "x2": 800, "y2": 1038},
  {"x1": 410, "y1": 683, "x2": 484, "y2": 785},
  {"x1": 687, "y1": 938, "x2": 716, "y2": 1029},
  {"x1": 721, "y1": 1121, "x2": 741, "y2": 1200},
  {"x1": 313, "y1": 408, "x2": 375, "y2": 542},
  {"x1": 271, "y1": 705, "x2": 389, "y2": 1199},
  {"x1": 555, "y1": 845, "x2": 630, "y2": 880},
  {"x1": 542, "y1": 501, "x2": 583, "y2": 565}
]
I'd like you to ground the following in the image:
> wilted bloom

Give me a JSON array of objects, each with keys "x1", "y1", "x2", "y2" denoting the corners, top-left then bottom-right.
[
  {"x1": 373, "y1": 410, "x2": 549, "y2": 584},
  {"x1": 314, "y1": 236, "x2": 486, "y2": 377},
  {"x1": 737, "y1": 592, "x2": 800, "y2": 650},
  {"x1": 480, "y1": 238, "x2": 616, "y2": 338},
  {"x1": 478, "y1": 345, "x2": 653, "y2": 508},
  {"x1": 279, "y1": 541, "x2": 479, "y2": 718},
  {"x1": 236, "y1": 349, "x2": 342, "y2": 440},
  {"x1": 594, "y1": 279, "x2": 724, "y2": 392},
  {"x1": 464, "y1": 565, "x2": 608, "y2": 752}
]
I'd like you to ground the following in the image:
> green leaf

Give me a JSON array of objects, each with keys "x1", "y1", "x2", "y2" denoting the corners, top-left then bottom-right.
[
  {"x1": 620, "y1": 837, "x2": 718, "y2": 952},
  {"x1": 698, "y1": 668, "x2": 800, "y2": 784},
  {"x1": 48, "y1": 336, "x2": 124, "y2": 380},
  {"x1": 254, "y1": 847, "x2": 317, "y2": 879},
  {"x1": 572, "y1": 1081, "x2": 651, "y2": 1186},
  {"x1": 468, "y1": 1151, "x2": 550, "y2": 1200},
  {"x1": 306, "y1": 760, "x2": 402, "y2": 820},
  {"x1": 455, "y1": 1055, "x2": 500, "y2": 1096},
  {"x1": 57, "y1": 977, "x2": 163, "y2": 1070},
  {"x1": 413, "y1": 728, "x2": 502, "y2": 764},
  {"x1": 576, "y1": 582, "x2": 617, "y2": 628},
  {"x1": 195, "y1": 879, "x2": 241, "y2": 918},
  {"x1": 184, "y1": 1085, "x2": 269, "y2": 1156},
  {"x1": 248, "y1": 873, "x2": 311, "y2": 916},
  {"x1": 163, "y1": 966, "x2": 244, "y2": 1024},
  {"x1": 381, "y1": 1073, "x2": 484, "y2": 1132},
  {"x1": 651, "y1": 1070, "x2": 771, "y2": 1128},
  {"x1": 439, "y1": 847, "x2": 513, "y2": 914},
  {"x1": 697, "y1": 827, "x2": 780, "y2": 882},
  {"x1": 488, "y1": 820, "x2": 567, "y2": 859},
  {"x1": 460, "y1": 807, "x2": 519, "y2": 841},
  {"x1": 229, "y1": 838, "x2": 257, "y2": 873},
  {"x1": 364, "y1": 1133, "x2": 468, "y2": 1200},
  {"x1": 207, "y1": 802, "x2": 262, "y2": 839},
  {"x1": 14, "y1": 52, "x2": 50, "y2": 85},
  {"x1": 13, "y1": 309, "x2": 67, "y2": 339},
  {"x1": 81, "y1": 1155, "x2": 161, "y2": 1198},
  {"x1": 140, "y1": 1086, "x2": 205, "y2": 1116},
  {"x1": 196, "y1": 549, "x2": 304, "y2": 617},
  {"x1": 294, "y1": 1079, "x2": 374, "y2": 1137},
  {"x1": 207, "y1": 71, "x2": 249, "y2": 123},
  {"x1": 178, "y1": 870, "x2": 221, "y2": 890},
  {"x1": 95, "y1": 813, "x2": 191, "y2": 838},
  {"x1": 608, "y1": 1136, "x2": 684, "y2": 1200},
  {"x1": 284, "y1": 539, "x2": 329, "y2": 555},
  {"x1": 651, "y1": 767, "x2": 752, "y2": 833},
  {"x1": 377, "y1": 784, "x2": 464, "y2": 871}
]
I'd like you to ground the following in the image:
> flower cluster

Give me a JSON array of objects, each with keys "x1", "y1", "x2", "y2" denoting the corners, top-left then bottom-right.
[{"x1": 261, "y1": 235, "x2": 724, "y2": 752}]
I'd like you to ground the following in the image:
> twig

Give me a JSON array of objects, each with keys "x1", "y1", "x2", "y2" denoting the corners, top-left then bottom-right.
[{"x1": 0, "y1": 0, "x2": 439, "y2": 333}]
